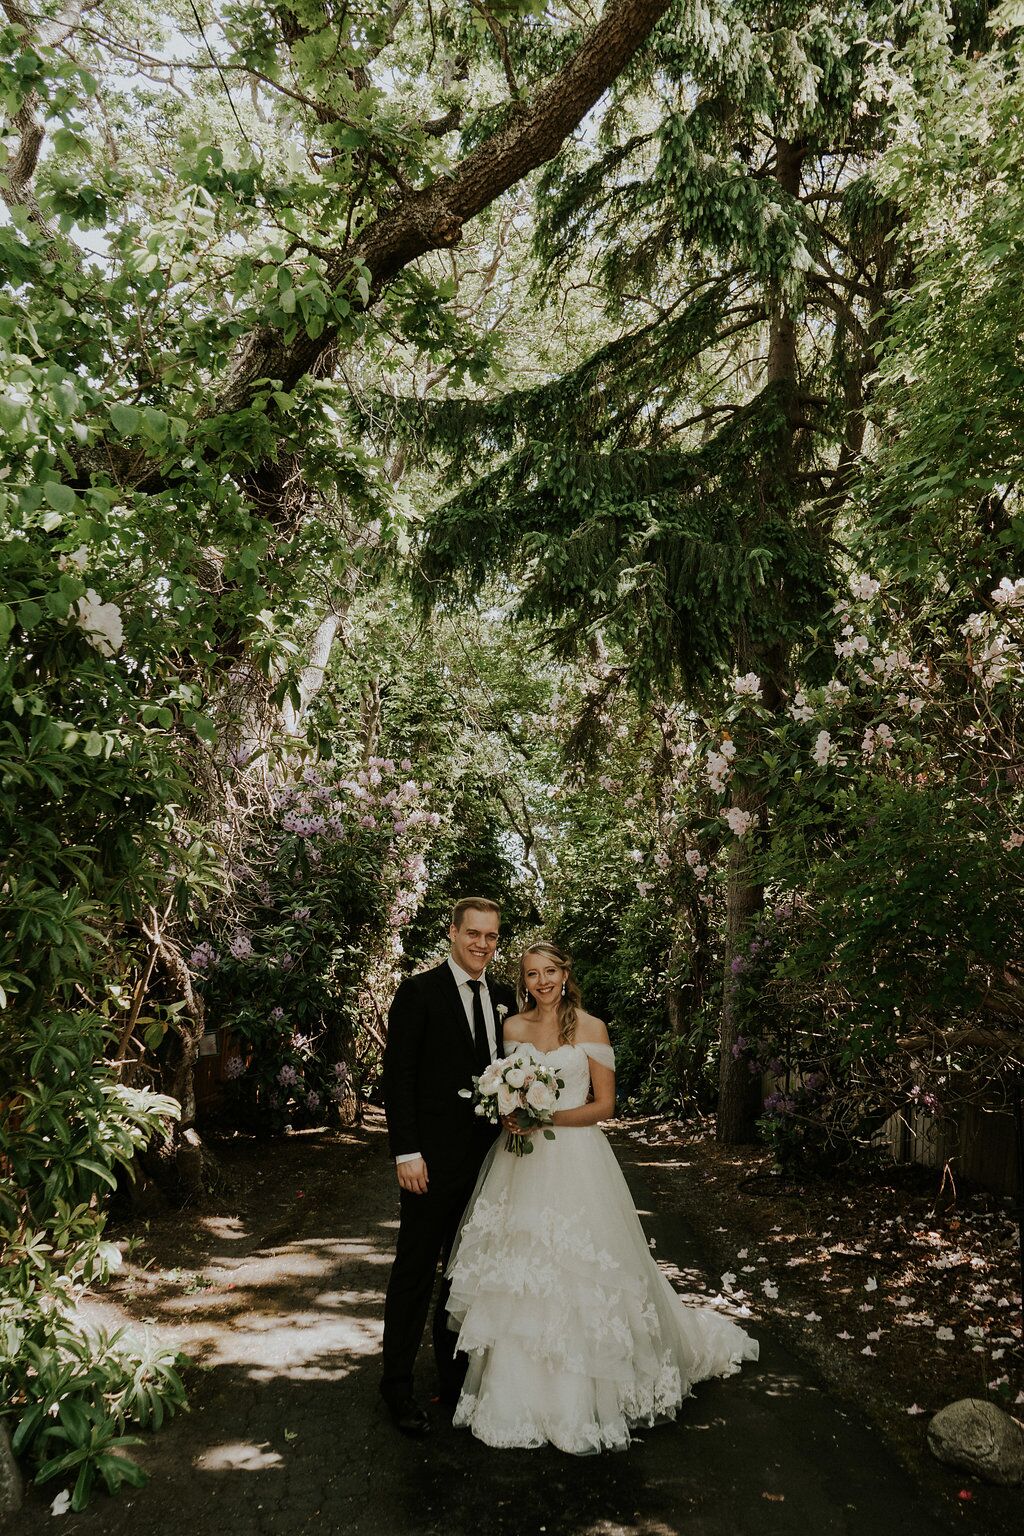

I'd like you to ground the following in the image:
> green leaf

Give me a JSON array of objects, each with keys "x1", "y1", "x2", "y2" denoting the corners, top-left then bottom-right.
[
  {"x1": 11, "y1": 1402, "x2": 44, "y2": 1455},
  {"x1": 43, "y1": 481, "x2": 77, "y2": 515},
  {"x1": 191, "y1": 714, "x2": 217, "y2": 743},
  {"x1": 109, "y1": 404, "x2": 140, "y2": 435},
  {"x1": 77, "y1": 1158, "x2": 117, "y2": 1188}
]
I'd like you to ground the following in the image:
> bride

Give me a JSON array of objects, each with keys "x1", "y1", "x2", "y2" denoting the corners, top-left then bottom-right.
[{"x1": 444, "y1": 940, "x2": 759, "y2": 1454}]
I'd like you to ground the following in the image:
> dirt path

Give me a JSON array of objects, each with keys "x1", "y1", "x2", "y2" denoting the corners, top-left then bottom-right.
[{"x1": 11, "y1": 1116, "x2": 976, "y2": 1536}]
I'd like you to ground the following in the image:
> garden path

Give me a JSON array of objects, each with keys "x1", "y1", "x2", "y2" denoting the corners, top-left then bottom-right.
[{"x1": 10, "y1": 1117, "x2": 971, "y2": 1536}]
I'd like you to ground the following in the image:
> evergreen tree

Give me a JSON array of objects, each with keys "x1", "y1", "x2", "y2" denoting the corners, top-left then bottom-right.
[{"x1": 408, "y1": 0, "x2": 995, "y2": 1138}]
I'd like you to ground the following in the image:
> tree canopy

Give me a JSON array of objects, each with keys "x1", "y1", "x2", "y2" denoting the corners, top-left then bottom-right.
[{"x1": 3, "y1": 0, "x2": 1024, "y2": 1505}]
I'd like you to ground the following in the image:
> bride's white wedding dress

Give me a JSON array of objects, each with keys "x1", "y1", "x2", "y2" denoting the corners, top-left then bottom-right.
[{"x1": 445, "y1": 1040, "x2": 759, "y2": 1454}]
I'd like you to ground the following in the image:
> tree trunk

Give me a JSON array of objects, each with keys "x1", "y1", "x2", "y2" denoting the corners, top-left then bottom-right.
[
  {"x1": 717, "y1": 136, "x2": 804, "y2": 1145},
  {"x1": 716, "y1": 786, "x2": 767, "y2": 1141}
]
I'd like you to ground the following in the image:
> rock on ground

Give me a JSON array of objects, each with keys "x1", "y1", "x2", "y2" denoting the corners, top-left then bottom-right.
[{"x1": 928, "y1": 1399, "x2": 1024, "y2": 1486}]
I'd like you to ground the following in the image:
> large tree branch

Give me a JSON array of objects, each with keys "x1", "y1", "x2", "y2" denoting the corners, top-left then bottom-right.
[{"x1": 219, "y1": 0, "x2": 673, "y2": 413}]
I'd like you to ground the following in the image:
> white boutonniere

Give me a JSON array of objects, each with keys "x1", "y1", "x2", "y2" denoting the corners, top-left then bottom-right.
[{"x1": 497, "y1": 1003, "x2": 509, "y2": 1019}]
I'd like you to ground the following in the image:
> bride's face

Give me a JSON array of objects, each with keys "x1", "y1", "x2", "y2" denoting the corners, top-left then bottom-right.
[{"x1": 523, "y1": 955, "x2": 566, "y2": 1006}]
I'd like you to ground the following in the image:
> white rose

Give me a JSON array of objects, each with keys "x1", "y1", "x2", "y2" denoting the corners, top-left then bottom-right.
[
  {"x1": 505, "y1": 1067, "x2": 526, "y2": 1089},
  {"x1": 497, "y1": 1084, "x2": 519, "y2": 1117},
  {"x1": 526, "y1": 1080, "x2": 556, "y2": 1112},
  {"x1": 478, "y1": 1064, "x2": 503, "y2": 1095}
]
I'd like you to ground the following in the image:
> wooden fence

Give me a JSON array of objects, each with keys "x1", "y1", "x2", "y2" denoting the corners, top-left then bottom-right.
[
  {"x1": 194, "y1": 1026, "x2": 236, "y2": 1117},
  {"x1": 879, "y1": 1099, "x2": 1021, "y2": 1197},
  {"x1": 761, "y1": 1073, "x2": 1022, "y2": 1196}
]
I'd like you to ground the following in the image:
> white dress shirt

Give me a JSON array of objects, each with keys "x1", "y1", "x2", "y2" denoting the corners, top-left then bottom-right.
[{"x1": 395, "y1": 957, "x2": 498, "y2": 1166}]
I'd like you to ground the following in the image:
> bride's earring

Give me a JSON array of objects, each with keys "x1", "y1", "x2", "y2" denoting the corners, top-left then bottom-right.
[{"x1": 561, "y1": 982, "x2": 567, "y2": 998}]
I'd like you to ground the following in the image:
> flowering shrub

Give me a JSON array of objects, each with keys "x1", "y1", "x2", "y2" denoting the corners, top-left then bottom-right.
[
  {"x1": 1, "y1": 360, "x2": 210, "y2": 1497},
  {"x1": 193, "y1": 758, "x2": 441, "y2": 1132},
  {"x1": 613, "y1": 566, "x2": 1024, "y2": 1151}
]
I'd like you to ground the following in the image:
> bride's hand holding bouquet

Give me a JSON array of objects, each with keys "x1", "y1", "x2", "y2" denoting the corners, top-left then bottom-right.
[{"x1": 460, "y1": 1050, "x2": 563, "y2": 1156}]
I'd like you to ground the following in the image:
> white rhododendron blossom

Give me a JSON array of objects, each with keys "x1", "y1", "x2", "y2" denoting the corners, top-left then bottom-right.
[
  {"x1": 871, "y1": 646, "x2": 912, "y2": 678},
  {"x1": 968, "y1": 631, "x2": 1016, "y2": 688},
  {"x1": 59, "y1": 544, "x2": 90, "y2": 572},
  {"x1": 789, "y1": 690, "x2": 814, "y2": 722},
  {"x1": 861, "y1": 722, "x2": 894, "y2": 759},
  {"x1": 812, "y1": 730, "x2": 833, "y2": 767},
  {"x1": 835, "y1": 633, "x2": 870, "y2": 659},
  {"x1": 75, "y1": 589, "x2": 124, "y2": 657},
  {"x1": 723, "y1": 806, "x2": 755, "y2": 838},
  {"x1": 849, "y1": 573, "x2": 881, "y2": 601},
  {"x1": 706, "y1": 748, "x2": 733, "y2": 795},
  {"x1": 733, "y1": 671, "x2": 762, "y2": 699},
  {"x1": 991, "y1": 576, "x2": 1024, "y2": 608}
]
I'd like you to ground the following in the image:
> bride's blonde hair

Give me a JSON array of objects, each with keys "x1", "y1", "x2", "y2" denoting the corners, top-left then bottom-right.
[{"x1": 518, "y1": 940, "x2": 583, "y2": 1044}]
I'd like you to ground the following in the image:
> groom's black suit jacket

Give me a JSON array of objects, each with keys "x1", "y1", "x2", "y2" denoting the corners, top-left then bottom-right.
[{"x1": 382, "y1": 961, "x2": 517, "y2": 1191}]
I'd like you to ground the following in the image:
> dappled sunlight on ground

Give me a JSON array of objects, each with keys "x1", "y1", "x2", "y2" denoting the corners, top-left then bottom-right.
[
  {"x1": 8, "y1": 1117, "x2": 985, "y2": 1536},
  {"x1": 195, "y1": 1440, "x2": 285, "y2": 1473}
]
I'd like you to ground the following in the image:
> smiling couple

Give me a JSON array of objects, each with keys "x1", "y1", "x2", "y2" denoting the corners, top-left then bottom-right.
[{"x1": 379, "y1": 897, "x2": 758, "y2": 1455}]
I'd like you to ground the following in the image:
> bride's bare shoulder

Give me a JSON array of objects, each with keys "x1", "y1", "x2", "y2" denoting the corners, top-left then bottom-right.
[
  {"x1": 502, "y1": 1012, "x2": 532, "y2": 1035},
  {"x1": 574, "y1": 1011, "x2": 610, "y2": 1044}
]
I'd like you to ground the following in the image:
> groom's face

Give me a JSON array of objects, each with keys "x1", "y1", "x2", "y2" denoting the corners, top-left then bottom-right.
[{"x1": 449, "y1": 910, "x2": 500, "y2": 978}]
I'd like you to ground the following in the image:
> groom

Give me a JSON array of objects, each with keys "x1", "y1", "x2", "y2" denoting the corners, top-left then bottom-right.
[{"x1": 379, "y1": 897, "x2": 516, "y2": 1435}]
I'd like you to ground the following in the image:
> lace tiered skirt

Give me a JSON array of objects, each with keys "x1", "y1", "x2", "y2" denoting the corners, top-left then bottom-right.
[{"x1": 445, "y1": 1124, "x2": 759, "y2": 1454}]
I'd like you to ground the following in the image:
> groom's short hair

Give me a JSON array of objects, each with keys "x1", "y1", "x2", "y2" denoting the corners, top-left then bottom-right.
[{"x1": 451, "y1": 897, "x2": 501, "y2": 929}]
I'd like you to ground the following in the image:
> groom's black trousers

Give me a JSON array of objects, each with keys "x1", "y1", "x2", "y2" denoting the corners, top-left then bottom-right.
[{"x1": 381, "y1": 1171, "x2": 478, "y2": 1400}]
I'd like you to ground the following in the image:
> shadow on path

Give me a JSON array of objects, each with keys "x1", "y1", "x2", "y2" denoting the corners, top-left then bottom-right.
[{"x1": 8, "y1": 1117, "x2": 968, "y2": 1536}]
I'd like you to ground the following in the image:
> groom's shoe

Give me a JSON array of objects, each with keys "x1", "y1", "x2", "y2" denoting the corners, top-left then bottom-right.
[{"x1": 381, "y1": 1389, "x2": 431, "y2": 1437}]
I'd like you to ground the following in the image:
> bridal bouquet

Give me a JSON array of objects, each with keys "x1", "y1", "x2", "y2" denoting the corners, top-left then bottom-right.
[{"x1": 460, "y1": 1050, "x2": 563, "y2": 1156}]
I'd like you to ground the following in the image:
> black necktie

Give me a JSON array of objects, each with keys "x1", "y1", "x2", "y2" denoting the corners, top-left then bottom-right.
[{"x1": 467, "y1": 979, "x2": 491, "y2": 1073}]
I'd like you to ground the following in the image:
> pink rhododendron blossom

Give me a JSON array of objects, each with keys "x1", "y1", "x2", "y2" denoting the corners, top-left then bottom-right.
[
  {"x1": 849, "y1": 573, "x2": 880, "y2": 601},
  {"x1": 723, "y1": 807, "x2": 755, "y2": 838}
]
